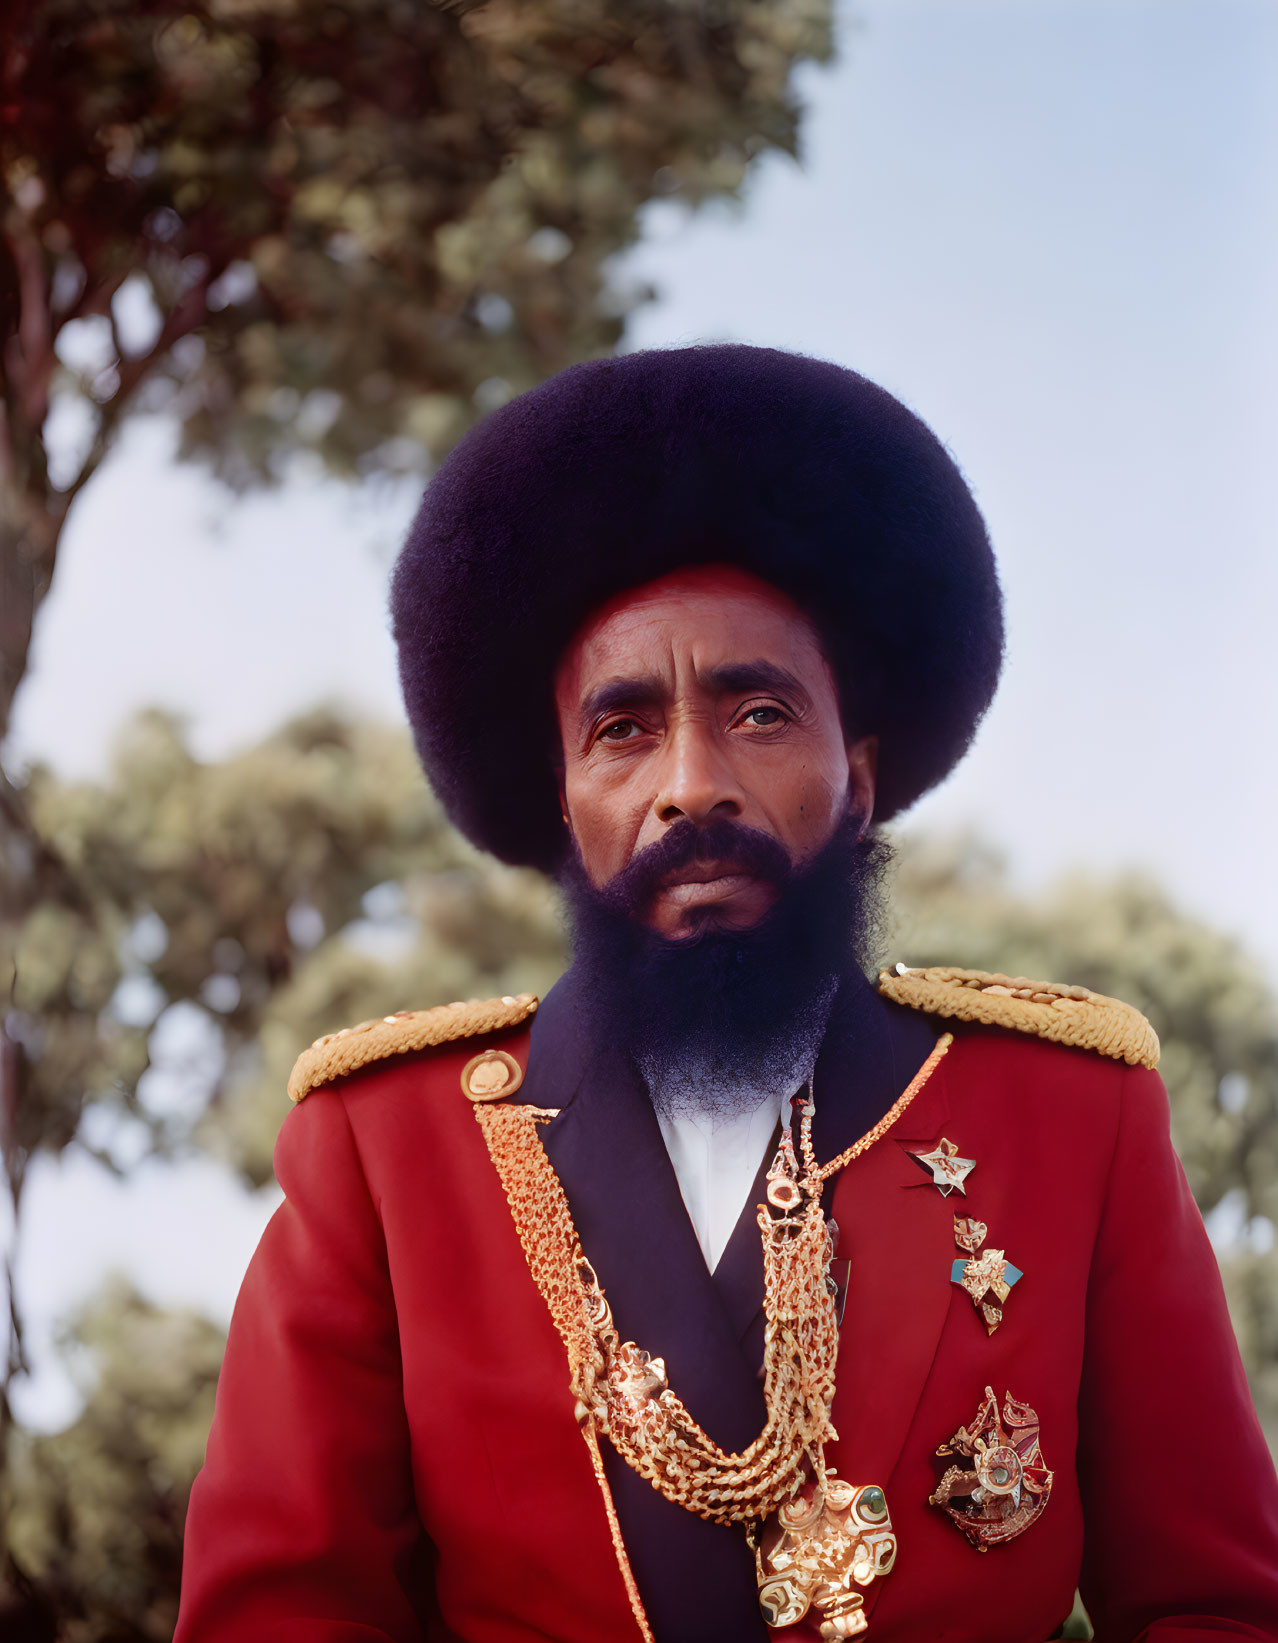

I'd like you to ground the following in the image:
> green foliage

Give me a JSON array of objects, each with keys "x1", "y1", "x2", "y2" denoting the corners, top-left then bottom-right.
[
  {"x1": 1, "y1": 4, "x2": 839, "y2": 1624},
  {"x1": 8, "y1": 708, "x2": 566, "y2": 1187},
  {"x1": 890, "y1": 832, "x2": 1278, "y2": 1228},
  {"x1": 7, "y1": 1280, "x2": 225, "y2": 1642},
  {"x1": 12, "y1": 723, "x2": 1277, "y2": 1379},
  {"x1": 6, "y1": 0, "x2": 831, "y2": 487},
  {"x1": 0, "y1": 0, "x2": 833, "y2": 732},
  {"x1": 1220, "y1": 1251, "x2": 1278, "y2": 1441},
  {"x1": 14, "y1": 728, "x2": 1278, "y2": 1291},
  {"x1": 890, "y1": 831, "x2": 1278, "y2": 1435}
]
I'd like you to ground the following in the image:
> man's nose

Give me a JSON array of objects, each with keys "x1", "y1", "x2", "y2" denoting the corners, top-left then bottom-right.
[{"x1": 653, "y1": 719, "x2": 744, "y2": 826}]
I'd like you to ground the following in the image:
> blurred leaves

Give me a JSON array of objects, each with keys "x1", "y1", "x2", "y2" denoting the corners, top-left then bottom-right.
[
  {"x1": 11, "y1": 739, "x2": 1278, "y2": 1269},
  {"x1": 890, "y1": 831, "x2": 1278, "y2": 1229},
  {"x1": 891, "y1": 831, "x2": 1278, "y2": 1440},
  {"x1": 3, "y1": 710, "x2": 569, "y2": 1632},
  {"x1": 1, "y1": 0, "x2": 833, "y2": 732},
  {"x1": 6, "y1": 708, "x2": 567, "y2": 1187},
  {"x1": 1, "y1": 11, "x2": 836, "y2": 1620},
  {"x1": 9, "y1": 724, "x2": 1278, "y2": 1327},
  {"x1": 7, "y1": 1281, "x2": 225, "y2": 1643}
]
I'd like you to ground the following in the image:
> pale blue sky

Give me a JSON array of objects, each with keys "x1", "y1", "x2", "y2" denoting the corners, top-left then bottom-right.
[
  {"x1": 10, "y1": 0, "x2": 1277, "y2": 1426},
  {"x1": 622, "y1": 0, "x2": 1278, "y2": 967}
]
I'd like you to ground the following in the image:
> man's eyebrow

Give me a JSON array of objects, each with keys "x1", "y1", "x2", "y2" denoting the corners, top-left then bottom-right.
[
  {"x1": 578, "y1": 674, "x2": 665, "y2": 725},
  {"x1": 702, "y1": 660, "x2": 810, "y2": 701},
  {"x1": 576, "y1": 661, "x2": 808, "y2": 726}
]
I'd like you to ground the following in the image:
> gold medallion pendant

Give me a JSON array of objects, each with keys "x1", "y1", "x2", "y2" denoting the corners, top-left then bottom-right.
[{"x1": 756, "y1": 1475, "x2": 898, "y2": 1638}]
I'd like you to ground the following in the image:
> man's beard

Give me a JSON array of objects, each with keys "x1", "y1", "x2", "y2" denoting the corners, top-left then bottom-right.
[{"x1": 557, "y1": 813, "x2": 892, "y2": 1122}]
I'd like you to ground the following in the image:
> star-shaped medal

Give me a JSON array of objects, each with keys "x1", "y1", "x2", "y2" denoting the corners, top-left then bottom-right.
[{"x1": 910, "y1": 1137, "x2": 976, "y2": 1196}]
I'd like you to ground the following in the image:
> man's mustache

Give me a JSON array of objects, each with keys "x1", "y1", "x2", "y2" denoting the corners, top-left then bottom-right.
[{"x1": 595, "y1": 818, "x2": 794, "y2": 918}]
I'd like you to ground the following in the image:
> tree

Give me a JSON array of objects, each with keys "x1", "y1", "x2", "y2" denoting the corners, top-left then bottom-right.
[
  {"x1": 24, "y1": 707, "x2": 568, "y2": 1171},
  {"x1": 7, "y1": 706, "x2": 566, "y2": 1306},
  {"x1": 0, "y1": 4, "x2": 834, "y2": 1602},
  {"x1": 4, "y1": 708, "x2": 570, "y2": 1633},
  {"x1": 1, "y1": 0, "x2": 833, "y2": 740},
  {"x1": 7, "y1": 1280, "x2": 227, "y2": 1643}
]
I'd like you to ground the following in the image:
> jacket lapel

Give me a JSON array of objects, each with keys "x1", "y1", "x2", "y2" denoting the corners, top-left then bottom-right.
[
  {"x1": 801, "y1": 974, "x2": 956, "y2": 1477},
  {"x1": 527, "y1": 975, "x2": 767, "y2": 1446},
  {"x1": 522, "y1": 974, "x2": 769, "y2": 1643},
  {"x1": 826, "y1": 1051, "x2": 956, "y2": 1485}
]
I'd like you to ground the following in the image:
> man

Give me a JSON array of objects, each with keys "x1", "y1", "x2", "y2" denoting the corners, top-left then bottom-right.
[{"x1": 176, "y1": 345, "x2": 1278, "y2": 1641}]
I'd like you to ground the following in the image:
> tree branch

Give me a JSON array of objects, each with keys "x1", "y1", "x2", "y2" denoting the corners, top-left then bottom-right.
[
  {"x1": 1, "y1": 217, "x2": 54, "y2": 439},
  {"x1": 59, "y1": 274, "x2": 211, "y2": 509}
]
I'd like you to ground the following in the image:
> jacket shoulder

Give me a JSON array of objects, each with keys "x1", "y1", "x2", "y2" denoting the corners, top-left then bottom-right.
[
  {"x1": 878, "y1": 964, "x2": 1159, "y2": 1069},
  {"x1": 287, "y1": 992, "x2": 539, "y2": 1104}
]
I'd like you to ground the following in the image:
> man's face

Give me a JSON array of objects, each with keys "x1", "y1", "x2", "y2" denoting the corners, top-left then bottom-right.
[{"x1": 553, "y1": 565, "x2": 877, "y2": 938}]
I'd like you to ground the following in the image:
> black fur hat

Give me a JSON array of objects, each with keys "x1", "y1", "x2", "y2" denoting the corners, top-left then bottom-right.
[{"x1": 391, "y1": 343, "x2": 1003, "y2": 873}]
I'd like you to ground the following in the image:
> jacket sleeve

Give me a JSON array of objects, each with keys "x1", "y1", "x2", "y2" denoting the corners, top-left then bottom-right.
[
  {"x1": 175, "y1": 1086, "x2": 437, "y2": 1643},
  {"x1": 1077, "y1": 1064, "x2": 1278, "y2": 1642}
]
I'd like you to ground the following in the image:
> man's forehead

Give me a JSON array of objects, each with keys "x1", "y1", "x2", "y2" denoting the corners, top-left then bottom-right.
[{"x1": 554, "y1": 563, "x2": 826, "y2": 695}]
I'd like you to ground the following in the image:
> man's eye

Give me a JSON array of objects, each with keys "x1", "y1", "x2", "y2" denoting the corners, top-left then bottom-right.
[
  {"x1": 741, "y1": 705, "x2": 786, "y2": 728},
  {"x1": 598, "y1": 719, "x2": 638, "y2": 741}
]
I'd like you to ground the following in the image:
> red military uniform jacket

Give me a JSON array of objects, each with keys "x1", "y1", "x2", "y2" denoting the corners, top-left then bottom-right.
[{"x1": 175, "y1": 968, "x2": 1278, "y2": 1642}]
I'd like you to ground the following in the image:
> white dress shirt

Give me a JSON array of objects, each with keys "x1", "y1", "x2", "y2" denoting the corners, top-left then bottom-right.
[{"x1": 656, "y1": 1092, "x2": 795, "y2": 1271}]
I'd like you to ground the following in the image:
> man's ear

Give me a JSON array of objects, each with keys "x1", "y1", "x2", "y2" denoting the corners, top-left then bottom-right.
[
  {"x1": 554, "y1": 766, "x2": 573, "y2": 837},
  {"x1": 846, "y1": 735, "x2": 878, "y2": 837}
]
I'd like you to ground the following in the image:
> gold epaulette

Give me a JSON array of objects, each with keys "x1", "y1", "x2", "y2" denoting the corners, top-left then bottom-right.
[
  {"x1": 877, "y1": 965, "x2": 1159, "y2": 1069},
  {"x1": 288, "y1": 992, "x2": 540, "y2": 1104}
]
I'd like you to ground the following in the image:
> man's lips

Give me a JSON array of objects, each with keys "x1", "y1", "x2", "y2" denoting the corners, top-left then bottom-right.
[
  {"x1": 657, "y1": 859, "x2": 756, "y2": 886},
  {"x1": 653, "y1": 863, "x2": 762, "y2": 905}
]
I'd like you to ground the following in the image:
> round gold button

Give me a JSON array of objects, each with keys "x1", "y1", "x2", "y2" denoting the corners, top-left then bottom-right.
[{"x1": 460, "y1": 1049, "x2": 525, "y2": 1102}]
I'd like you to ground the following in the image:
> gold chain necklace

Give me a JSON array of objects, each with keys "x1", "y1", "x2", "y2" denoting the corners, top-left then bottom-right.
[{"x1": 474, "y1": 1032, "x2": 952, "y2": 1640}]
